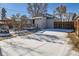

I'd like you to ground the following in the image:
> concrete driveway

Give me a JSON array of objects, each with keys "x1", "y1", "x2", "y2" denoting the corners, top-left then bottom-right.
[{"x1": 0, "y1": 29, "x2": 74, "y2": 56}]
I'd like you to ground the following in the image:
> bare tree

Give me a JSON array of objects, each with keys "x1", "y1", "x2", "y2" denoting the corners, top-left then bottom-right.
[
  {"x1": 16, "y1": 13, "x2": 20, "y2": 21},
  {"x1": 20, "y1": 15, "x2": 27, "y2": 20},
  {"x1": 20, "y1": 15, "x2": 28, "y2": 30},
  {"x1": 11, "y1": 13, "x2": 20, "y2": 31},
  {"x1": 72, "y1": 13, "x2": 77, "y2": 20},
  {"x1": 56, "y1": 5, "x2": 67, "y2": 21},
  {"x1": 55, "y1": 5, "x2": 67, "y2": 29},
  {"x1": 11, "y1": 14, "x2": 16, "y2": 20},
  {"x1": 64, "y1": 12, "x2": 74, "y2": 21},
  {"x1": 11, "y1": 13, "x2": 20, "y2": 21},
  {"x1": 27, "y1": 3, "x2": 48, "y2": 17}
]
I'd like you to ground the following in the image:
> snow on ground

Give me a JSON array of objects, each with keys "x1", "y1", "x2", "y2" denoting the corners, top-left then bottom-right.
[
  {"x1": 0, "y1": 29, "x2": 78, "y2": 56},
  {"x1": 0, "y1": 37, "x2": 71, "y2": 56}
]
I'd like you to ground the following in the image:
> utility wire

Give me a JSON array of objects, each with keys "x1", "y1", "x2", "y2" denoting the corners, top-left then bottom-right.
[{"x1": 0, "y1": 7, "x2": 26, "y2": 13}]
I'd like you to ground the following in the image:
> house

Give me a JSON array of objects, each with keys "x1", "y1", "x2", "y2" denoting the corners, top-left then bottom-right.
[
  {"x1": 31, "y1": 17, "x2": 47, "y2": 29},
  {"x1": 46, "y1": 16, "x2": 59, "y2": 28},
  {"x1": 30, "y1": 13, "x2": 74, "y2": 29},
  {"x1": 30, "y1": 14, "x2": 60, "y2": 29}
]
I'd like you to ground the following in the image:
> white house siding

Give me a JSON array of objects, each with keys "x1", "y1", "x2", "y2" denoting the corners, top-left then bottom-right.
[
  {"x1": 34, "y1": 17, "x2": 46, "y2": 29},
  {"x1": 47, "y1": 19, "x2": 54, "y2": 28}
]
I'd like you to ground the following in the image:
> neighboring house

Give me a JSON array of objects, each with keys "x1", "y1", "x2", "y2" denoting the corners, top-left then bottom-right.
[
  {"x1": 0, "y1": 22, "x2": 10, "y2": 37},
  {"x1": 0, "y1": 19, "x2": 15, "y2": 29},
  {"x1": 0, "y1": 17, "x2": 30, "y2": 30}
]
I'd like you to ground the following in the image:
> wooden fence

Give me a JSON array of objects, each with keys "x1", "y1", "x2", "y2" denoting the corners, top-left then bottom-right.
[
  {"x1": 54, "y1": 21, "x2": 74, "y2": 29},
  {"x1": 74, "y1": 20, "x2": 79, "y2": 36}
]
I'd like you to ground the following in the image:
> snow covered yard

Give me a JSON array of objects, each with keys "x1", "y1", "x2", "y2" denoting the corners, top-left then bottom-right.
[{"x1": 0, "y1": 29, "x2": 78, "y2": 56}]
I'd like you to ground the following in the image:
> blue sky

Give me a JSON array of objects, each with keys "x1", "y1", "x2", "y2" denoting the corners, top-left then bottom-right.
[{"x1": 0, "y1": 3, "x2": 79, "y2": 17}]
